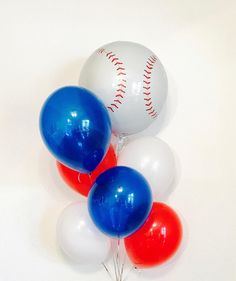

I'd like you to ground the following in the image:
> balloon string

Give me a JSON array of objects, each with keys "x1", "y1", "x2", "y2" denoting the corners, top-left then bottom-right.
[
  {"x1": 120, "y1": 247, "x2": 127, "y2": 281},
  {"x1": 113, "y1": 254, "x2": 119, "y2": 281},
  {"x1": 119, "y1": 262, "x2": 125, "y2": 281},
  {"x1": 78, "y1": 173, "x2": 93, "y2": 184},
  {"x1": 102, "y1": 262, "x2": 114, "y2": 281},
  {"x1": 112, "y1": 238, "x2": 122, "y2": 281},
  {"x1": 116, "y1": 239, "x2": 121, "y2": 277},
  {"x1": 109, "y1": 238, "x2": 131, "y2": 281}
]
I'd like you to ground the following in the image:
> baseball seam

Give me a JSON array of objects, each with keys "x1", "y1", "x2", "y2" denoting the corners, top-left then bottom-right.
[
  {"x1": 143, "y1": 55, "x2": 158, "y2": 119},
  {"x1": 98, "y1": 48, "x2": 127, "y2": 113}
]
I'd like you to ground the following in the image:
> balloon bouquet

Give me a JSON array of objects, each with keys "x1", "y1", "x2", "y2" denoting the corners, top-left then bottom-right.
[{"x1": 40, "y1": 41, "x2": 183, "y2": 280}]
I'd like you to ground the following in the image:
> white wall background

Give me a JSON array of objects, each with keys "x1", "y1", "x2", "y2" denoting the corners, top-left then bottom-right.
[{"x1": 0, "y1": 0, "x2": 235, "y2": 280}]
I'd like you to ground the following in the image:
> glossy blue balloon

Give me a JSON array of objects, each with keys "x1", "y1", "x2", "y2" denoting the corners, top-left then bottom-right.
[
  {"x1": 88, "y1": 166, "x2": 152, "y2": 238},
  {"x1": 40, "y1": 86, "x2": 111, "y2": 173}
]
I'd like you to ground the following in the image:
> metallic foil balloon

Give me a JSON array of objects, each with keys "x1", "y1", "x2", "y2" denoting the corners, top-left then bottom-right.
[
  {"x1": 79, "y1": 41, "x2": 167, "y2": 136},
  {"x1": 88, "y1": 166, "x2": 152, "y2": 238},
  {"x1": 124, "y1": 202, "x2": 183, "y2": 268},
  {"x1": 57, "y1": 144, "x2": 117, "y2": 197},
  {"x1": 40, "y1": 86, "x2": 111, "y2": 173}
]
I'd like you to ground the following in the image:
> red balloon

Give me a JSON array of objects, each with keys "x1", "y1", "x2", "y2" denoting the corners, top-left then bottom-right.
[
  {"x1": 57, "y1": 145, "x2": 117, "y2": 197},
  {"x1": 124, "y1": 202, "x2": 182, "y2": 268}
]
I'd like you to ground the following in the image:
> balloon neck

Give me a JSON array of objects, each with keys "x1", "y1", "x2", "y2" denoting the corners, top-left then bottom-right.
[
  {"x1": 88, "y1": 173, "x2": 93, "y2": 183},
  {"x1": 77, "y1": 173, "x2": 81, "y2": 183},
  {"x1": 115, "y1": 135, "x2": 127, "y2": 156}
]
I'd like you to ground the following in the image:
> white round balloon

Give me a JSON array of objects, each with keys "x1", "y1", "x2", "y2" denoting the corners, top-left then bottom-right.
[
  {"x1": 57, "y1": 202, "x2": 111, "y2": 264},
  {"x1": 79, "y1": 41, "x2": 168, "y2": 136},
  {"x1": 118, "y1": 137, "x2": 175, "y2": 200}
]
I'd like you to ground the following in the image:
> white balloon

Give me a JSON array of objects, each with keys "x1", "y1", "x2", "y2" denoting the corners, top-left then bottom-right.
[
  {"x1": 57, "y1": 202, "x2": 111, "y2": 264},
  {"x1": 118, "y1": 137, "x2": 175, "y2": 200},
  {"x1": 79, "y1": 41, "x2": 167, "y2": 136}
]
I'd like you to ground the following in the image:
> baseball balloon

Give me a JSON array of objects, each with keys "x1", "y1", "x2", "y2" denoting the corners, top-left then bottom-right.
[
  {"x1": 118, "y1": 137, "x2": 175, "y2": 200},
  {"x1": 79, "y1": 41, "x2": 168, "y2": 136}
]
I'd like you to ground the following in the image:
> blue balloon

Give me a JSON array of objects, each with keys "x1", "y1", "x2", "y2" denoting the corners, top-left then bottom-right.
[
  {"x1": 40, "y1": 86, "x2": 111, "y2": 173},
  {"x1": 88, "y1": 166, "x2": 152, "y2": 238}
]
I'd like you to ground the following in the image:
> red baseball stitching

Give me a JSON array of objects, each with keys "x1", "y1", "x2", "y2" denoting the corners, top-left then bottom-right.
[
  {"x1": 98, "y1": 48, "x2": 127, "y2": 113},
  {"x1": 143, "y1": 55, "x2": 158, "y2": 119}
]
